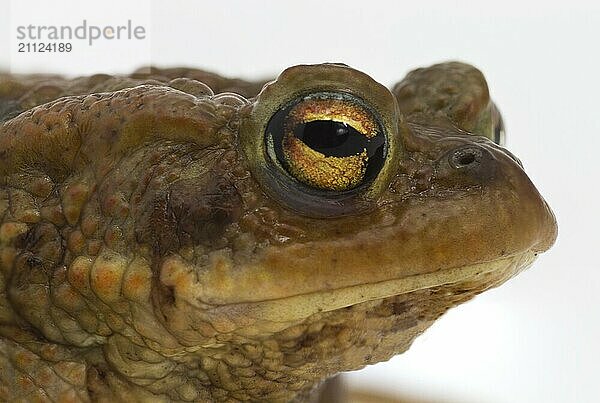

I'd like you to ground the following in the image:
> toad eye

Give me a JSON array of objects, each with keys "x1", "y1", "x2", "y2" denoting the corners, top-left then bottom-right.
[{"x1": 265, "y1": 93, "x2": 386, "y2": 191}]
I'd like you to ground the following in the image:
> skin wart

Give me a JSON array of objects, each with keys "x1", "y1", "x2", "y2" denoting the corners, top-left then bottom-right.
[{"x1": 0, "y1": 62, "x2": 557, "y2": 402}]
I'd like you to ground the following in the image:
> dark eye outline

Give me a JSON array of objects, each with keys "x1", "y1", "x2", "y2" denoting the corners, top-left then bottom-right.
[
  {"x1": 264, "y1": 91, "x2": 388, "y2": 195},
  {"x1": 239, "y1": 63, "x2": 402, "y2": 218}
]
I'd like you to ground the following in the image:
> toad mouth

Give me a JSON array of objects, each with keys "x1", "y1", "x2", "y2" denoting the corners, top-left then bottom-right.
[{"x1": 192, "y1": 251, "x2": 536, "y2": 332}]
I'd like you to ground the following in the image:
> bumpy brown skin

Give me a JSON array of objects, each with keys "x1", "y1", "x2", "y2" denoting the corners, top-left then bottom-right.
[{"x1": 0, "y1": 63, "x2": 557, "y2": 402}]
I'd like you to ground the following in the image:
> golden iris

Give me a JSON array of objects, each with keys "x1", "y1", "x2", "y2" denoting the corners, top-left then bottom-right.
[{"x1": 267, "y1": 93, "x2": 385, "y2": 191}]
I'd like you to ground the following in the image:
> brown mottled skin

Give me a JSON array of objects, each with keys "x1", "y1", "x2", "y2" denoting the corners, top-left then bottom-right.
[{"x1": 0, "y1": 62, "x2": 556, "y2": 402}]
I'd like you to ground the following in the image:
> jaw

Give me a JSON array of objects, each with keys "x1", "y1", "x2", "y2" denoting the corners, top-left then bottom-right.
[
  {"x1": 224, "y1": 249, "x2": 538, "y2": 326},
  {"x1": 161, "y1": 249, "x2": 538, "y2": 338},
  {"x1": 154, "y1": 250, "x2": 541, "y2": 402}
]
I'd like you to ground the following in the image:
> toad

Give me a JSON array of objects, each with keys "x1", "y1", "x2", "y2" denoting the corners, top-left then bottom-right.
[{"x1": 0, "y1": 62, "x2": 556, "y2": 402}]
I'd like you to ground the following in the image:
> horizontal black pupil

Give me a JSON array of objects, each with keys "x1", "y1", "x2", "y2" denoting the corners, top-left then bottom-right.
[{"x1": 294, "y1": 120, "x2": 378, "y2": 157}]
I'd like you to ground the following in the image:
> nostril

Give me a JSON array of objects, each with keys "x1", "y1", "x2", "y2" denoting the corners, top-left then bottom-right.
[
  {"x1": 458, "y1": 153, "x2": 475, "y2": 165},
  {"x1": 450, "y1": 147, "x2": 483, "y2": 169}
]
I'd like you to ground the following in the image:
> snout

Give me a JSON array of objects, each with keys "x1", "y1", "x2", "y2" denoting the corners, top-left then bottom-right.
[{"x1": 438, "y1": 140, "x2": 557, "y2": 256}]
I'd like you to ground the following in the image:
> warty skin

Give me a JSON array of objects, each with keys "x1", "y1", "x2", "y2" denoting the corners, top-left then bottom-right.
[{"x1": 0, "y1": 62, "x2": 556, "y2": 402}]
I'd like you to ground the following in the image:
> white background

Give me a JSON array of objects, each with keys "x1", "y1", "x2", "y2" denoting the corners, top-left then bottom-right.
[{"x1": 2, "y1": 1, "x2": 599, "y2": 402}]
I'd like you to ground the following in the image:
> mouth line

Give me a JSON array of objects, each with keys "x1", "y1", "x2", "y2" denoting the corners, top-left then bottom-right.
[{"x1": 201, "y1": 250, "x2": 537, "y2": 329}]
